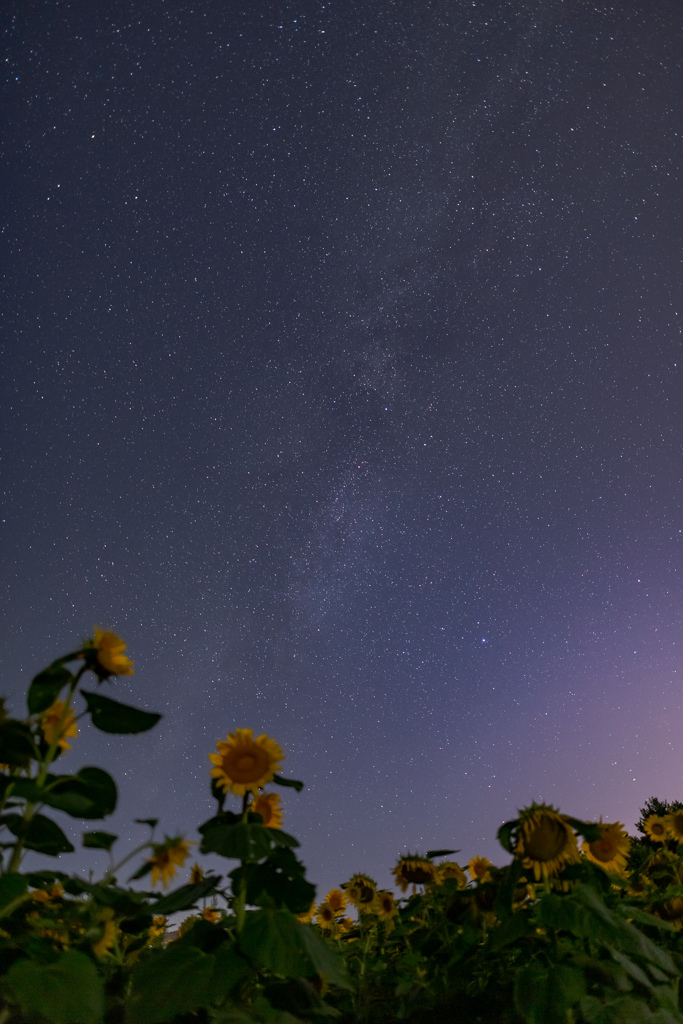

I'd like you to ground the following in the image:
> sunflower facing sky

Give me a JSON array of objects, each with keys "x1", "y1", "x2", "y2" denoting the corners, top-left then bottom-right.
[
  {"x1": 513, "y1": 804, "x2": 580, "y2": 882},
  {"x1": 581, "y1": 820, "x2": 631, "y2": 875},
  {"x1": 209, "y1": 728, "x2": 284, "y2": 797}
]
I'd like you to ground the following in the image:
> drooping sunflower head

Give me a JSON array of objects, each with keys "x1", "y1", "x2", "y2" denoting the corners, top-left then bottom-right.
[
  {"x1": 344, "y1": 873, "x2": 377, "y2": 909},
  {"x1": 316, "y1": 902, "x2": 336, "y2": 930},
  {"x1": 392, "y1": 855, "x2": 440, "y2": 893},
  {"x1": 209, "y1": 729, "x2": 284, "y2": 797},
  {"x1": 251, "y1": 791, "x2": 284, "y2": 829},
  {"x1": 189, "y1": 862, "x2": 204, "y2": 885},
  {"x1": 325, "y1": 889, "x2": 347, "y2": 914},
  {"x1": 468, "y1": 856, "x2": 494, "y2": 884},
  {"x1": 643, "y1": 814, "x2": 669, "y2": 844},
  {"x1": 582, "y1": 820, "x2": 630, "y2": 875},
  {"x1": 41, "y1": 700, "x2": 78, "y2": 752},
  {"x1": 92, "y1": 627, "x2": 134, "y2": 676},
  {"x1": 148, "y1": 837, "x2": 194, "y2": 889},
  {"x1": 438, "y1": 861, "x2": 468, "y2": 888},
  {"x1": 665, "y1": 811, "x2": 683, "y2": 843},
  {"x1": 513, "y1": 804, "x2": 580, "y2": 882}
]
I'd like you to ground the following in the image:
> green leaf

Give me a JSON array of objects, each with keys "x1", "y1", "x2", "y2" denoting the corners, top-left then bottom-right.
[
  {"x1": 3, "y1": 949, "x2": 104, "y2": 1024},
  {"x1": 230, "y1": 847, "x2": 315, "y2": 913},
  {"x1": 83, "y1": 830, "x2": 118, "y2": 851},
  {"x1": 27, "y1": 664, "x2": 74, "y2": 715},
  {"x1": 135, "y1": 817, "x2": 159, "y2": 829},
  {"x1": 0, "y1": 873, "x2": 28, "y2": 914},
  {"x1": 4, "y1": 813, "x2": 74, "y2": 855},
  {"x1": 207, "y1": 941, "x2": 252, "y2": 1003},
  {"x1": 12, "y1": 767, "x2": 117, "y2": 819},
  {"x1": 87, "y1": 882, "x2": 148, "y2": 916},
  {"x1": 148, "y1": 876, "x2": 222, "y2": 916},
  {"x1": 126, "y1": 943, "x2": 214, "y2": 1024},
  {"x1": 487, "y1": 907, "x2": 532, "y2": 951},
  {"x1": 0, "y1": 720, "x2": 35, "y2": 767},
  {"x1": 273, "y1": 774, "x2": 305, "y2": 792},
  {"x1": 497, "y1": 818, "x2": 518, "y2": 854},
  {"x1": 514, "y1": 963, "x2": 586, "y2": 1024},
  {"x1": 81, "y1": 690, "x2": 161, "y2": 734},
  {"x1": 240, "y1": 908, "x2": 351, "y2": 988},
  {"x1": 199, "y1": 814, "x2": 298, "y2": 862},
  {"x1": 426, "y1": 849, "x2": 458, "y2": 858}
]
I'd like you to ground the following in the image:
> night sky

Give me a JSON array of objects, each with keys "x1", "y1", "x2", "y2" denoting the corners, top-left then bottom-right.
[{"x1": 2, "y1": 1, "x2": 683, "y2": 899}]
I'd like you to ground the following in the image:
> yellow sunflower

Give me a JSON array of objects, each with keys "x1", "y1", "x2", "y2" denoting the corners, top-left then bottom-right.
[
  {"x1": 392, "y1": 856, "x2": 439, "y2": 892},
  {"x1": 189, "y1": 862, "x2": 204, "y2": 884},
  {"x1": 582, "y1": 821, "x2": 630, "y2": 875},
  {"x1": 325, "y1": 889, "x2": 347, "y2": 914},
  {"x1": 316, "y1": 902, "x2": 335, "y2": 930},
  {"x1": 653, "y1": 897, "x2": 683, "y2": 930},
  {"x1": 468, "y1": 856, "x2": 494, "y2": 884},
  {"x1": 92, "y1": 908, "x2": 116, "y2": 958},
  {"x1": 373, "y1": 890, "x2": 398, "y2": 922},
  {"x1": 297, "y1": 901, "x2": 316, "y2": 924},
  {"x1": 41, "y1": 700, "x2": 78, "y2": 751},
  {"x1": 665, "y1": 811, "x2": 683, "y2": 843},
  {"x1": 345, "y1": 873, "x2": 377, "y2": 910},
  {"x1": 513, "y1": 804, "x2": 580, "y2": 882},
  {"x1": 251, "y1": 791, "x2": 284, "y2": 829},
  {"x1": 644, "y1": 814, "x2": 668, "y2": 844},
  {"x1": 438, "y1": 862, "x2": 468, "y2": 888},
  {"x1": 149, "y1": 916, "x2": 166, "y2": 939},
  {"x1": 209, "y1": 729, "x2": 283, "y2": 797},
  {"x1": 93, "y1": 627, "x2": 134, "y2": 676},
  {"x1": 202, "y1": 907, "x2": 221, "y2": 923},
  {"x1": 148, "y1": 838, "x2": 194, "y2": 888}
]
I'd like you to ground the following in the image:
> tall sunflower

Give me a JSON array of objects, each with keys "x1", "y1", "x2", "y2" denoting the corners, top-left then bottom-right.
[
  {"x1": 513, "y1": 804, "x2": 580, "y2": 882},
  {"x1": 92, "y1": 627, "x2": 134, "y2": 676},
  {"x1": 582, "y1": 820, "x2": 630, "y2": 875},
  {"x1": 251, "y1": 791, "x2": 283, "y2": 829},
  {"x1": 316, "y1": 902, "x2": 335, "y2": 930},
  {"x1": 392, "y1": 855, "x2": 439, "y2": 892},
  {"x1": 643, "y1": 814, "x2": 668, "y2": 844},
  {"x1": 325, "y1": 889, "x2": 347, "y2": 914},
  {"x1": 209, "y1": 729, "x2": 283, "y2": 797}
]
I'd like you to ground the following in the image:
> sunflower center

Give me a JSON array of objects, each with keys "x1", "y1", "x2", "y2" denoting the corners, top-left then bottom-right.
[
  {"x1": 225, "y1": 747, "x2": 269, "y2": 782},
  {"x1": 524, "y1": 816, "x2": 568, "y2": 861},
  {"x1": 590, "y1": 836, "x2": 617, "y2": 862},
  {"x1": 652, "y1": 822, "x2": 666, "y2": 836}
]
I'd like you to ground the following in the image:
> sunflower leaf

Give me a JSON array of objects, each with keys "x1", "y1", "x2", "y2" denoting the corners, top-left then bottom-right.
[
  {"x1": 81, "y1": 691, "x2": 161, "y2": 734},
  {"x1": 83, "y1": 831, "x2": 118, "y2": 851},
  {"x1": 4, "y1": 813, "x2": 74, "y2": 856},
  {"x1": 0, "y1": 873, "x2": 28, "y2": 914},
  {"x1": 148, "y1": 876, "x2": 222, "y2": 916},
  {"x1": 27, "y1": 664, "x2": 74, "y2": 715},
  {"x1": 240, "y1": 908, "x2": 351, "y2": 988},
  {"x1": 198, "y1": 816, "x2": 298, "y2": 862},
  {"x1": 2, "y1": 949, "x2": 104, "y2": 1024},
  {"x1": 229, "y1": 848, "x2": 314, "y2": 914},
  {"x1": 273, "y1": 774, "x2": 304, "y2": 793},
  {"x1": 426, "y1": 849, "x2": 458, "y2": 859},
  {"x1": 497, "y1": 819, "x2": 518, "y2": 853}
]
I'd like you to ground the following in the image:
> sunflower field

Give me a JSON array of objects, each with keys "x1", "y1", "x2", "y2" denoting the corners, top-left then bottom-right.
[{"x1": 1, "y1": 636, "x2": 683, "y2": 1023}]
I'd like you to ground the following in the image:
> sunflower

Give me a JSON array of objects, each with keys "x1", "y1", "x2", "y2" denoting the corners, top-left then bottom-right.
[
  {"x1": 582, "y1": 821, "x2": 630, "y2": 875},
  {"x1": 338, "y1": 917, "x2": 354, "y2": 934},
  {"x1": 513, "y1": 804, "x2": 580, "y2": 882},
  {"x1": 392, "y1": 856, "x2": 439, "y2": 892},
  {"x1": 653, "y1": 897, "x2": 683, "y2": 930},
  {"x1": 203, "y1": 907, "x2": 221, "y2": 923},
  {"x1": 251, "y1": 791, "x2": 284, "y2": 829},
  {"x1": 665, "y1": 811, "x2": 683, "y2": 843},
  {"x1": 41, "y1": 700, "x2": 78, "y2": 751},
  {"x1": 92, "y1": 627, "x2": 134, "y2": 676},
  {"x1": 468, "y1": 856, "x2": 494, "y2": 884},
  {"x1": 92, "y1": 908, "x2": 116, "y2": 958},
  {"x1": 209, "y1": 729, "x2": 284, "y2": 797},
  {"x1": 373, "y1": 890, "x2": 398, "y2": 922},
  {"x1": 316, "y1": 902, "x2": 336, "y2": 930},
  {"x1": 325, "y1": 889, "x2": 347, "y2": 914},
  {"x1": 644, "y1": 814, "x2": 668, "y2": 844},
  {"x1": 297, "y1": 901, "x2": 316, "y2": 924},
  {"x1": 438, "y1": 862, "x2": 467, "y2": 888},
  {"x1": 149, "y1": 916, "x2": 166, "y2": 939},
  {"x1": 148, "y1": 837, "x2": 194, "y2": 888},
  {"x1": 345, "y1": 873, "x2": 377, "y2": 910},
  {"x1": 189, "y1": 862, "x2": 204, "y2": 884}
]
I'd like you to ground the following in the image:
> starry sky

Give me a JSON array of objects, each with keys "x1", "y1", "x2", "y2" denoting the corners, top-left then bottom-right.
[{"x1": 2, "y1": 0, "x2": 683, "y2": 898}]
